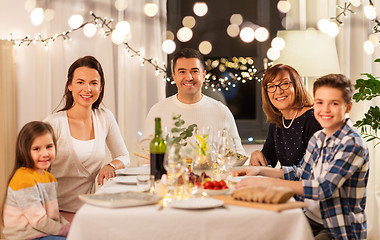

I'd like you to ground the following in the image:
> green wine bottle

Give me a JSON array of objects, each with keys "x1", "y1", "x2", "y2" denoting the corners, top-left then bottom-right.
[{"x1": 150, "y1": 117, "x2": 166, "y2": 180}]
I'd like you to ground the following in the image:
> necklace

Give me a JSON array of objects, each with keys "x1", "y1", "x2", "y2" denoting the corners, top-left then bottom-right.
[{"x1": 282, "y1": 109, "x2": 299, "y2": 129}]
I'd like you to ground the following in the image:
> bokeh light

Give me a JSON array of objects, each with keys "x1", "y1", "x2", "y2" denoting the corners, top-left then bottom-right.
[
  {"x1": 24, "y1": 0, "x2": 36, "y2": 12},
  {"x1": 115, "y1": 21, "x2": 131, "y2": 36},
  {"x1": 83, "y1": 23, "x2": 97, "y2": 38},
  {"x1": 277, "y1": 1, "x2": 291, "y2": 13},
  {"x1": 364, "y1": 40, "x2": 375, "y2": 55},
  {"x1": 144, "y1": 3, "x2": 158, "y2": 17},
  {"x1": 111, "y1": 30, "x2": 125, "y2": 45},
  {"x1": 162, "y1": 40, "x2": 176, "y2": 54},
  {"x1": 350, "y1": 0, "x2": 362, "y2": 7},
  {"x1": 364, "y1": 5, "x2": 377, "y2": 20},
  {"x1": 255, "y1": 27, "x2": 269, "y2": 42},
  {"x1": 369, "y1": 34, "x2": 379, "y2": 46},
  {"x1": 30, "y1": 8, "x2": 44, "y2": 26},
  {"x1": 68, "y1": 14, "x2": 84, "y2": 29},
  {"x1": 44, "y1": 9, "x2": 55, "y2": 22},
  {"x1": 318, "y1": 19, "x2": 339, "y2": 37},
  {"x1": 199, "y1": 41, "x2": 212, "y2": 55},
  {"x1": 114, "y1": 0, "x2": 128, "y2": 11},
  {"x1": 230, "y1": 14, "x2": 243, "y2": 25},
  {"x1": 227, "y1": 24, "x2": 240, "y2": 37},
  {"x1": 193, "y1": 2, "x2": 208, "y2": 17},
  {"x1": 177, "y1": 27, "x2": 193, "y2": 42},
  {"x1": 271, "y1": 37, "x2": 285, "y2": 51},
  {"x1": 267, "y1": 48, "x2": 280, "y2": 60},
  {"x1": 166, "y1": 31, "x2": 175, "y2": 41},
  {"x1": 183, "y1": 16, "x2": 196, "y2": 28},
  {"x1": 240, "y1": 27, "x2": 255, "y2": 43}
]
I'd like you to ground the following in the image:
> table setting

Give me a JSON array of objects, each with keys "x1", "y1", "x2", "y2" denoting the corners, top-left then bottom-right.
[{"x1": 67, "y1": 128, "x2": 313, "y2": 240}]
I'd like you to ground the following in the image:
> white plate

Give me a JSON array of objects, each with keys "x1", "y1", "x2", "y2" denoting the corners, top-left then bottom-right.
[
  {"x1": 113, "y1": 176, "x2": 137, "y2": 185},
  {"x1": 116, "y1": 167, "x2": 150, "y2": 176},
  {"x1": 169, "y1": 198, "x2": 224, "y2": 209},
  {"x1": 79, "y1": 191, "x2": 162, "y2": 208},
  {"x1": 202, "y1": 188, "x2": 231, "y2": 196}
]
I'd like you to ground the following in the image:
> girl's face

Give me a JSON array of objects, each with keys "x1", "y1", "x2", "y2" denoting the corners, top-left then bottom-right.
[
  {"x1": 266, "y1": 72, "x2": 295, "y2": 113},
  {"x1": 68, "y1": 66, "x2": 102, "y2": 109},
  {"x1": 30, "y1": 132, "x2": 55, "y2": 174}
]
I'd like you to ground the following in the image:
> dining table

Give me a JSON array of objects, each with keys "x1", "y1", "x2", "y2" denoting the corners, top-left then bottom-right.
[{"x1": 67, "y1": 167, "x2": 314, "y2": 240}]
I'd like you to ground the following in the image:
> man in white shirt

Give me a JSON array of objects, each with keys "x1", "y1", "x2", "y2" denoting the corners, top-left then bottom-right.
[{"x1": 140, "y1": 48, "x2": 246, "y2": 157}]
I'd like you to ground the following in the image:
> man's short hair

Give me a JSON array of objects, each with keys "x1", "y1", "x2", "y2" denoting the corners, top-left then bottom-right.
[
  {"x1": 313, "y1": 74, "x2": 354, "y2": 104},
  {"x1": 172, "y1": 48, "x2": 205, "y2": 72}
]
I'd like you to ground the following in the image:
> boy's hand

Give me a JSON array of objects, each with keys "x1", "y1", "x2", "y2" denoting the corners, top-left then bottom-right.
[{"x1": 233, "y1": 167, "x2": 261, "y2": 177}]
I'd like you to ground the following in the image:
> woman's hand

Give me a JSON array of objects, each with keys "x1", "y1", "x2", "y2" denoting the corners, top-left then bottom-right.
[
  {"x1": 235, "y1": 177, "x2": 275, "y2": 189},
  {"x1": 249, "y1": 150, "x2": 268, "y2": 166},
  {"x1": 233, "y1": 166, "x2": 261, "y2": 177},
  {"x1": 97, "y1": 164, "x2": 116, "y2": 186}
]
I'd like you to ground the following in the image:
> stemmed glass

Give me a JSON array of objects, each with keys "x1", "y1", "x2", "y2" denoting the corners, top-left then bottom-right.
[
  {"x1": 163, "y1": 144, "x2": 187, "y2": 198},
  {"x1": 210, "y1": 129, "x2": 237, "y2": 181}
]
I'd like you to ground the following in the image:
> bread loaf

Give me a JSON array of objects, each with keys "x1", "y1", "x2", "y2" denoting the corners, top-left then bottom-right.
[{"x1": 231, "y1": 186, "x2": 294, "y2": 204}]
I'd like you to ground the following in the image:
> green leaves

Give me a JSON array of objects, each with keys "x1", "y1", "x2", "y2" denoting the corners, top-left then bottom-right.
[
  {"x1": 166, "y1": 114, "x2": 197, "y2": 146},
  {"x1": 353, "y1": 74, "x2": 380, "y2": 102},
  {"x1": 353, "y1": 58, "x2": 380, "y2": 147}
]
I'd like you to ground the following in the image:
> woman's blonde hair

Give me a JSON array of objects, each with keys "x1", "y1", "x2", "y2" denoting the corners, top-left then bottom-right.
[{"x1": 262, "y1": 64, "x2": 314, "y2": 128}]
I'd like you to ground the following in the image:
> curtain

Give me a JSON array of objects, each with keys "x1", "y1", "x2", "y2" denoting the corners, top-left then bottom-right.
[
  {"x1": 0, "y1": 0, "x2": 166, "y2": 166},
  {"x1": 116, "y1": 0, "x2": 167, "y2": 166},
  {"x1": 287, "y1": 0, "x2": 380, "y2": 238},
  {"x1": 0, "y1": 40, "x2": 17, "y2": 237}
]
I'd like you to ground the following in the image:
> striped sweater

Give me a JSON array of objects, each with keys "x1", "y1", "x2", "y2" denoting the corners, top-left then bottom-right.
[{"x1": 3, "y1": 167, "x2": 69, "y2": 240}]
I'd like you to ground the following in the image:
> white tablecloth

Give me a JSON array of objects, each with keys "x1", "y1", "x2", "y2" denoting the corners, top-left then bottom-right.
[{"x1": 68, "y1": 169, "x2": 314, "y2": 240}]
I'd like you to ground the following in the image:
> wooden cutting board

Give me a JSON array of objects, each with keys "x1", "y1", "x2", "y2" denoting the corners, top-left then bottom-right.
[{"x1": 213, "y1": 195, "x2": 306, "y2": 212}]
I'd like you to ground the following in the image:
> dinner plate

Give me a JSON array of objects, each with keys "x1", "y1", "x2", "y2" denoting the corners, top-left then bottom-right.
[
  {"x1": 113, "y1": 176, "x2": 137, "y2": 185},
  {"x1": 116, "y1": 167, "x2": 150, "y2": 176},
  {"x1": 79, "y1": 191, "x2": 162, "y2": 208},
  {"x1": 169, "y1": 198, "x2": 224, "y2": 209}
]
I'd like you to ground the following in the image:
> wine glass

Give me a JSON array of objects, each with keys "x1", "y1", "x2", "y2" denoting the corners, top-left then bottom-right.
[
  {"x1": 163, "y1": 144, "x2": 187, "y2": 186},
  {"x1": 210, "y1": 129, "x2": 236, "y2": 180}
]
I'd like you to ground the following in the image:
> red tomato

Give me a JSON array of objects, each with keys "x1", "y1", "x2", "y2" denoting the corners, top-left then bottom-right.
[
  {"x1": 221, "y1": 185, "x2": 228, "y2": 189},
  {"x1": 212, "y1": 181, "x2": 220, "y2": 188},
  {"x1": 219, "y1": 180, "x2": 227, "y2": 187},
  {"x1": 203, "y1": 181, "x2": 214, "y2": 189}
]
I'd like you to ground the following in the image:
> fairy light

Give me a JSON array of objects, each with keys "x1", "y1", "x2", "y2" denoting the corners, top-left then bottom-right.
[
  {"x1": 202, "y1": 56, "x2": 267, "y2": 90},
  {"x1": 3, "y1": 11, "x2": 167, "y2": 74}
]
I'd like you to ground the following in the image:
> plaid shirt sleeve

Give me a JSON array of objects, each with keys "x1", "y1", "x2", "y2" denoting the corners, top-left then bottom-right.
[{"x1": 302, "y1": 134, "x2": 368, "y2": 201}]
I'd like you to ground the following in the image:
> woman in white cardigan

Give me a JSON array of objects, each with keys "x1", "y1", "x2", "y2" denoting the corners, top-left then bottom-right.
[{"x1": 44, "y1": 56, "x2": 130, "y2": 222}]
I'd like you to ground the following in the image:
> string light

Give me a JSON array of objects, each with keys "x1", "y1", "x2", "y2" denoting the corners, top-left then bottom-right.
[
  {"x1": 202, "y1": 57, "x2": 269, "y2": 90},
  {"x1": 2, "y1": 11, "x2": 166, "y2": 74},
  {"x1": 329, "y1": 0, "x2": 380, "y2": 34}
]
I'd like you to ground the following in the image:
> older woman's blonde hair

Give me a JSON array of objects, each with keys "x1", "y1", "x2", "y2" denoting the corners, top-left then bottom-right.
[{"x1": 262, "y1": 64, "x2": 314, "y2": 128}]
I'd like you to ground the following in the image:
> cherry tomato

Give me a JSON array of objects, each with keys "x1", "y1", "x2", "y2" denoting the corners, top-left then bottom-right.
[
  {"x1": 219, "y1": 180, "x2": 227, "y2": 187},
  {"x1": 203, "y1": 181, "x2": 214, "y2": 189}
]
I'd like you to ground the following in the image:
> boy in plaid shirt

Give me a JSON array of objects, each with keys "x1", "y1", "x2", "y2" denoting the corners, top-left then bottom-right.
[{"x1": 235, "y1": 74, "x2": 369, "y2": 240}]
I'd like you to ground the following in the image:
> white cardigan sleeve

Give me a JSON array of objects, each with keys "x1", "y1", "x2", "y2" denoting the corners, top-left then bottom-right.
[{"x1": 102, "y1": 108, "x2": 131, "y2": 167}]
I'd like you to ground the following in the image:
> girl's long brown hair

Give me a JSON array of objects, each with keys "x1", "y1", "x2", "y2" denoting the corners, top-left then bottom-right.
[
  {"x1": 1, "y1": 121, "x2": 57, "y2": 224},
  {"x1": 262, "y1": 64, "x2": 314, "y2": 128}
]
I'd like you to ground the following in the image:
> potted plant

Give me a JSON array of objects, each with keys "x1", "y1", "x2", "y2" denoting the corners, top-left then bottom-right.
[{"x1": 353, "y1": 58, "x2": 380, "y2": 147}]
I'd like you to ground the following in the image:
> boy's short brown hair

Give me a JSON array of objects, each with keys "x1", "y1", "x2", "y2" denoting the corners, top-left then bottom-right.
[{"x1": 313, "y1": 74, "x2": 354, "y2": 104}]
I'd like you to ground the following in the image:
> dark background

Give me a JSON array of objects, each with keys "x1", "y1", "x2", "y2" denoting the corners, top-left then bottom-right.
[{"x1": 166, "y1": 0, "x2": 284, "y2": 143}]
